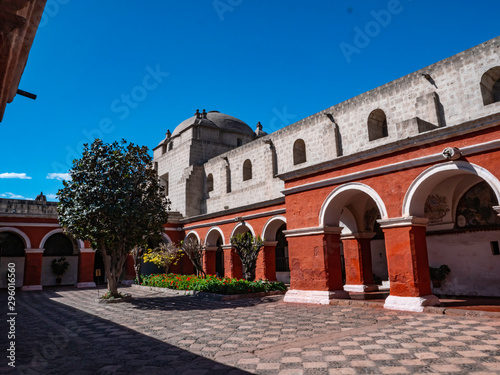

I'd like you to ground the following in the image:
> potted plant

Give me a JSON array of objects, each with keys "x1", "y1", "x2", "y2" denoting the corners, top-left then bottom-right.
[
  {"x1": 429, "y1": 264, "x2": 450, "y2": 288},
  {"x1": 51, "y1": 256, "x2": 70, "y2": 284}
]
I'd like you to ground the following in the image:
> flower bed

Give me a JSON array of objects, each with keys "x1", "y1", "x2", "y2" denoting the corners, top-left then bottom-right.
[{"x1": 140, "y1": 273, "x2": 287, "y2": 295}]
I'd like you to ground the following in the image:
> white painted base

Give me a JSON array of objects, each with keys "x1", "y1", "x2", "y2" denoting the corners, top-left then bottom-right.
[
  {"x1": 21, "y1": 285, "x2": 42, "y2": 291},
  {"x1": 284, "y1": 289, "x2": 350, "y2": 305},
  {"x1": 344, "y1": 284, "x2": 378, "y2": 293},
  {"x1": 378, "y1": 280, "x2": 390, "y2": 291},
  {"x1": 384, "y1": 294, "x2": 440, "y2": 312},
  {"x1": 77, "y1": 282, "x2": 96, "y2": 288}
]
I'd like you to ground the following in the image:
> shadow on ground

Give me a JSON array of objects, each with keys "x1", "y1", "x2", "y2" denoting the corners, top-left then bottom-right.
[{"x1": 0, "y1": 289, "x2": 251, "y2": 375}]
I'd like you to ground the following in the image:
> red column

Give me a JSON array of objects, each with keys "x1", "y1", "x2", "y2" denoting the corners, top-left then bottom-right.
[
  {"x1": 77, "y1": 248, "x2": 96, "y2": 288},
  {"x1": 222, "y1": 245, "x2": 243, "y2": 279},
  {"x1": 118, "y1": 254, "x2": 136, "y2": 285},
  {"x1": 22, "y1": 249, "x2": 43, "y2": 291},
  {"x1": 284, "y1": 227, "x2": 349, "y2": 304},
  {"x1": 256, "y1": 241, "x2": 277, "y2": 281},
  {"x1": 342, "y1": 233, "x2": 377, "y2": 292},
  {"x1": 379, "y1": 217, "x2": 439, "y2": 311},
  {"x1": 203, "y1": 247, "x2": 217, "y2": 276}
]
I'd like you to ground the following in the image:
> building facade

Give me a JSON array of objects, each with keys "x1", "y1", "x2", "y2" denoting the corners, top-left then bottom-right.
[
  {"x1": 154, "y1": 37, "x2": 500, "y2": 312},
  {"x1": 1, "y1": 37, "x2": 499, "y2": 312}
]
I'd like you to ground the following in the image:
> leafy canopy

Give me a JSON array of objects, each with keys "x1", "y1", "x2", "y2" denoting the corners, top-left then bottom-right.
[{"x1": 57, "y1": 139, "x2": 170, "y2": 255}]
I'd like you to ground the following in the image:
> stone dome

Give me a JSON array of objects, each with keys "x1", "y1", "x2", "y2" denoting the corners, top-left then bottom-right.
[{"x1": 171, "y1": 110, "x2": 254, "y2": 137}]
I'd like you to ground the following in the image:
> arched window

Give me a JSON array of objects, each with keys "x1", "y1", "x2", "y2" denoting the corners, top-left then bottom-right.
[
  {"x1": 293, "y1": 139, "x2": 306, "y2": 165},
  {"x1": 0, "y1": 232, "x2": 25, "y2": 257},
  {"x1": 237, "y1": 138, "x2": 242, "y2": 147},
  {"x1": 480, "y1": 66, "x2": 500, "y2": 105},
  {"x1": 367, "y1": 109, "x2": 388, "y2": 141},
  {"x1": 44, "y1": 233, "x2": 74, "y2": 256},
  {"x1": 206, "y1": 174, "x2": 214, "y2": 192},
  {"x1": 162, "y1": 144, "x2": 167, "y2": 154},
  {"x1": 243, "y1": 159, "x2": 252, "y2": 181},
  {"x1": 168, "y1": 141, "x2": 173, "y2": 151}
]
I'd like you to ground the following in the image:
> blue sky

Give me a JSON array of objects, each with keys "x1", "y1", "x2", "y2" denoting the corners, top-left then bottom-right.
[{"x1": 1, "y1": 0, "x2": 499, "y2": 201}]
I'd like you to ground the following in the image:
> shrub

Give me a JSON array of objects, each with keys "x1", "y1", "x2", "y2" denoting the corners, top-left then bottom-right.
[{"x1": 140, "y1": 273, "x2": 287, "y2": 295}]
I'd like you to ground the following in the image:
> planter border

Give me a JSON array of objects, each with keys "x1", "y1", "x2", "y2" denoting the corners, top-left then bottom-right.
[{"x1": 131, "y1": 284, "x2": 286, "y2": 301}]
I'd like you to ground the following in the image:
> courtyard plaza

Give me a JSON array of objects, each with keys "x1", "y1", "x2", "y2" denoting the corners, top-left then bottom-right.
[{"x1": 2, "y1": 287, "x2": 500, "y2": 375}]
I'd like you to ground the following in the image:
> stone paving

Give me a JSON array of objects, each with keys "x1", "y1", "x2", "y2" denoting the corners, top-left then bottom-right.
[{"x1": 2, "y1": 287, "x2": 500, "y2": 374}]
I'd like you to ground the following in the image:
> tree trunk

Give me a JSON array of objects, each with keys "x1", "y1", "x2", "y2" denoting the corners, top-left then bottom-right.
[
  {"x1": 99, "y1": 242, "x2": 128, "y2": 297},
  {"x1": 131, "y1": 247, "x2": 142, "y2": 284},
  {"x1": 134, "y1": 261, "x2": 141, "y2": 284}
]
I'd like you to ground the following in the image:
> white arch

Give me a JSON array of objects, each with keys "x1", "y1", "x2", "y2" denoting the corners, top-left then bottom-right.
[
  {"x1": 319, "y1": 182, "x2": 388, "y2": 227},
  {"x1": 230, "y1": 221, "x2": 256, "y2": 239},
  {"x1": 403, "y1": 161, "x2": 500, "y2": 217},
  {"x1": 161, "y1": 233, "x2": 172, "y2": 244},
  {"x1": 261, "y1": 215, "x2": 287, "y2": 241},
  {"x1": 205, "y1": 226, "x2": 225, "y2": 246},
  {"x1": 40, "y1": 228, "x2": 80, "y2": 254},
  {"x1": 0, "y1": 227, "x2": 31, "y2": 249},
  {"x1": 184, "y1": 230, "x2": 201, "y2": 244}
]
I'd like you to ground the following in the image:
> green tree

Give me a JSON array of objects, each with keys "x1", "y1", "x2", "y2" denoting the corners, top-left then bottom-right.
[
  {"x1": 57, "y1": 139, "x2": 170, "y2": 297},
  {"x1": 230, "y1": 232, "x2": 263, "y2": 281},
  {"x1": 181, "y1": 237, "x2": 206, "y2": 277}
]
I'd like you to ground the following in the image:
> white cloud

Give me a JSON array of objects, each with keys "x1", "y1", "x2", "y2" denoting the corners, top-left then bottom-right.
[
  {"x1": 46, "y1": 173, "x2": 71, "y2": 181},
  {"x1": 1, "y1": 192, "x2": 27, "y2": 199},
  {"x1": 0, "y1": 172, "x2": 32, "y2": 179},
  {"x1": 46, "y1": 193, "x2": 58, "y2": 200}
]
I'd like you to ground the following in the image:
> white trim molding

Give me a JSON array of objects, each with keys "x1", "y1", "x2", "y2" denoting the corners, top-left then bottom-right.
[
  {"x1": 205, "y1": 226, "x2": 225, "y2": 247},
  {"x1": 319, "y1": 183, "x2": 388, "y2": 227},
  {"x1": 230, "y1": 221, "x2": 256, "y2": 238},
  {"x1": 494, "y1": 206, "x2": 500, "y2": 217},
  {"x1": 25, "y1": 248, "x2": 44, "y2": 254},
  {"x1": 79, "y1": 248, "x2": 96, "y2": 254},
  {"x1": 281, "y1": 137, "x2": 500, "y2": 196},
  {"x1": 340, "y1": 232, "x2": 376, "y2": 240},
  {"x1": 377, "y1": 217, "x2": 429, "y2": 229},
  {"x1": 0, "y1": 222, "x2": 60, "y2": 227},
  {"x1": 402, "y1": 161, "x2": 500, "y2": 217},
  {"x1": 0, "y1": 227, "x2": 31, "y2": 248},
  {"x1": 343, "y1": 284, "x2": 378, "y2": 293},
  {"x1": 283, "y1": 226, "x2": 343, "y2": 238},
  {"x1": 261, "y1": 215, "x2": 287, "y2": 241},
  {"x1": 384, "y1": 295, "x2": 440, "y2": 312},
  {"x1": 184, "y1": 230, "x2": 201, "y2": 244},
  {"x1": 284, "y1": 289, "x2": 350, "y2": 304},
  {"x1": 183, "y1": 208, "x2": 286, "y2": 231}
]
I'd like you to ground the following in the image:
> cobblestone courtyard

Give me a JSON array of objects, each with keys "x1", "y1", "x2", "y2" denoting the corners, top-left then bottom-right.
[{"x1": 2, "y1": 287, "x2": 500, "y2": 375}]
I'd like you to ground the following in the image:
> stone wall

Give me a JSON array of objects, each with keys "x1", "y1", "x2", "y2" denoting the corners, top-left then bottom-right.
[
  {"x1": 0, "y1": 199, "x2": 57, "y2": 216},
  {"x1": 155, "y1": 37, "x2": 500, "y2": 220}
]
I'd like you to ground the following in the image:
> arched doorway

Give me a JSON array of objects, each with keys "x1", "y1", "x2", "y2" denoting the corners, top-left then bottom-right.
[
  {"x1": 404, "y1": 161, "x2": 500, "y2": 297},
  {"x1": 41, "y1": 232, "x2": 78, "y2": 286},
  {"x1": 320, "y1": 183, "x2": 388, "y2": 293},
  {"x1": 216, "y1": 237, "x2": 224, "y2": 277},
  {"x1": 0, "y1": 231, "x2": 26, "y2": 288},
  {"x1": 407, "y1": 161, "x2": 500, "y2": 297},
  {"x1": 262, "y1": 216, "x2": 288, "y2": 283},
  {"x1": 206, "y1": 227, "x2": 224, "y2": 277}
]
